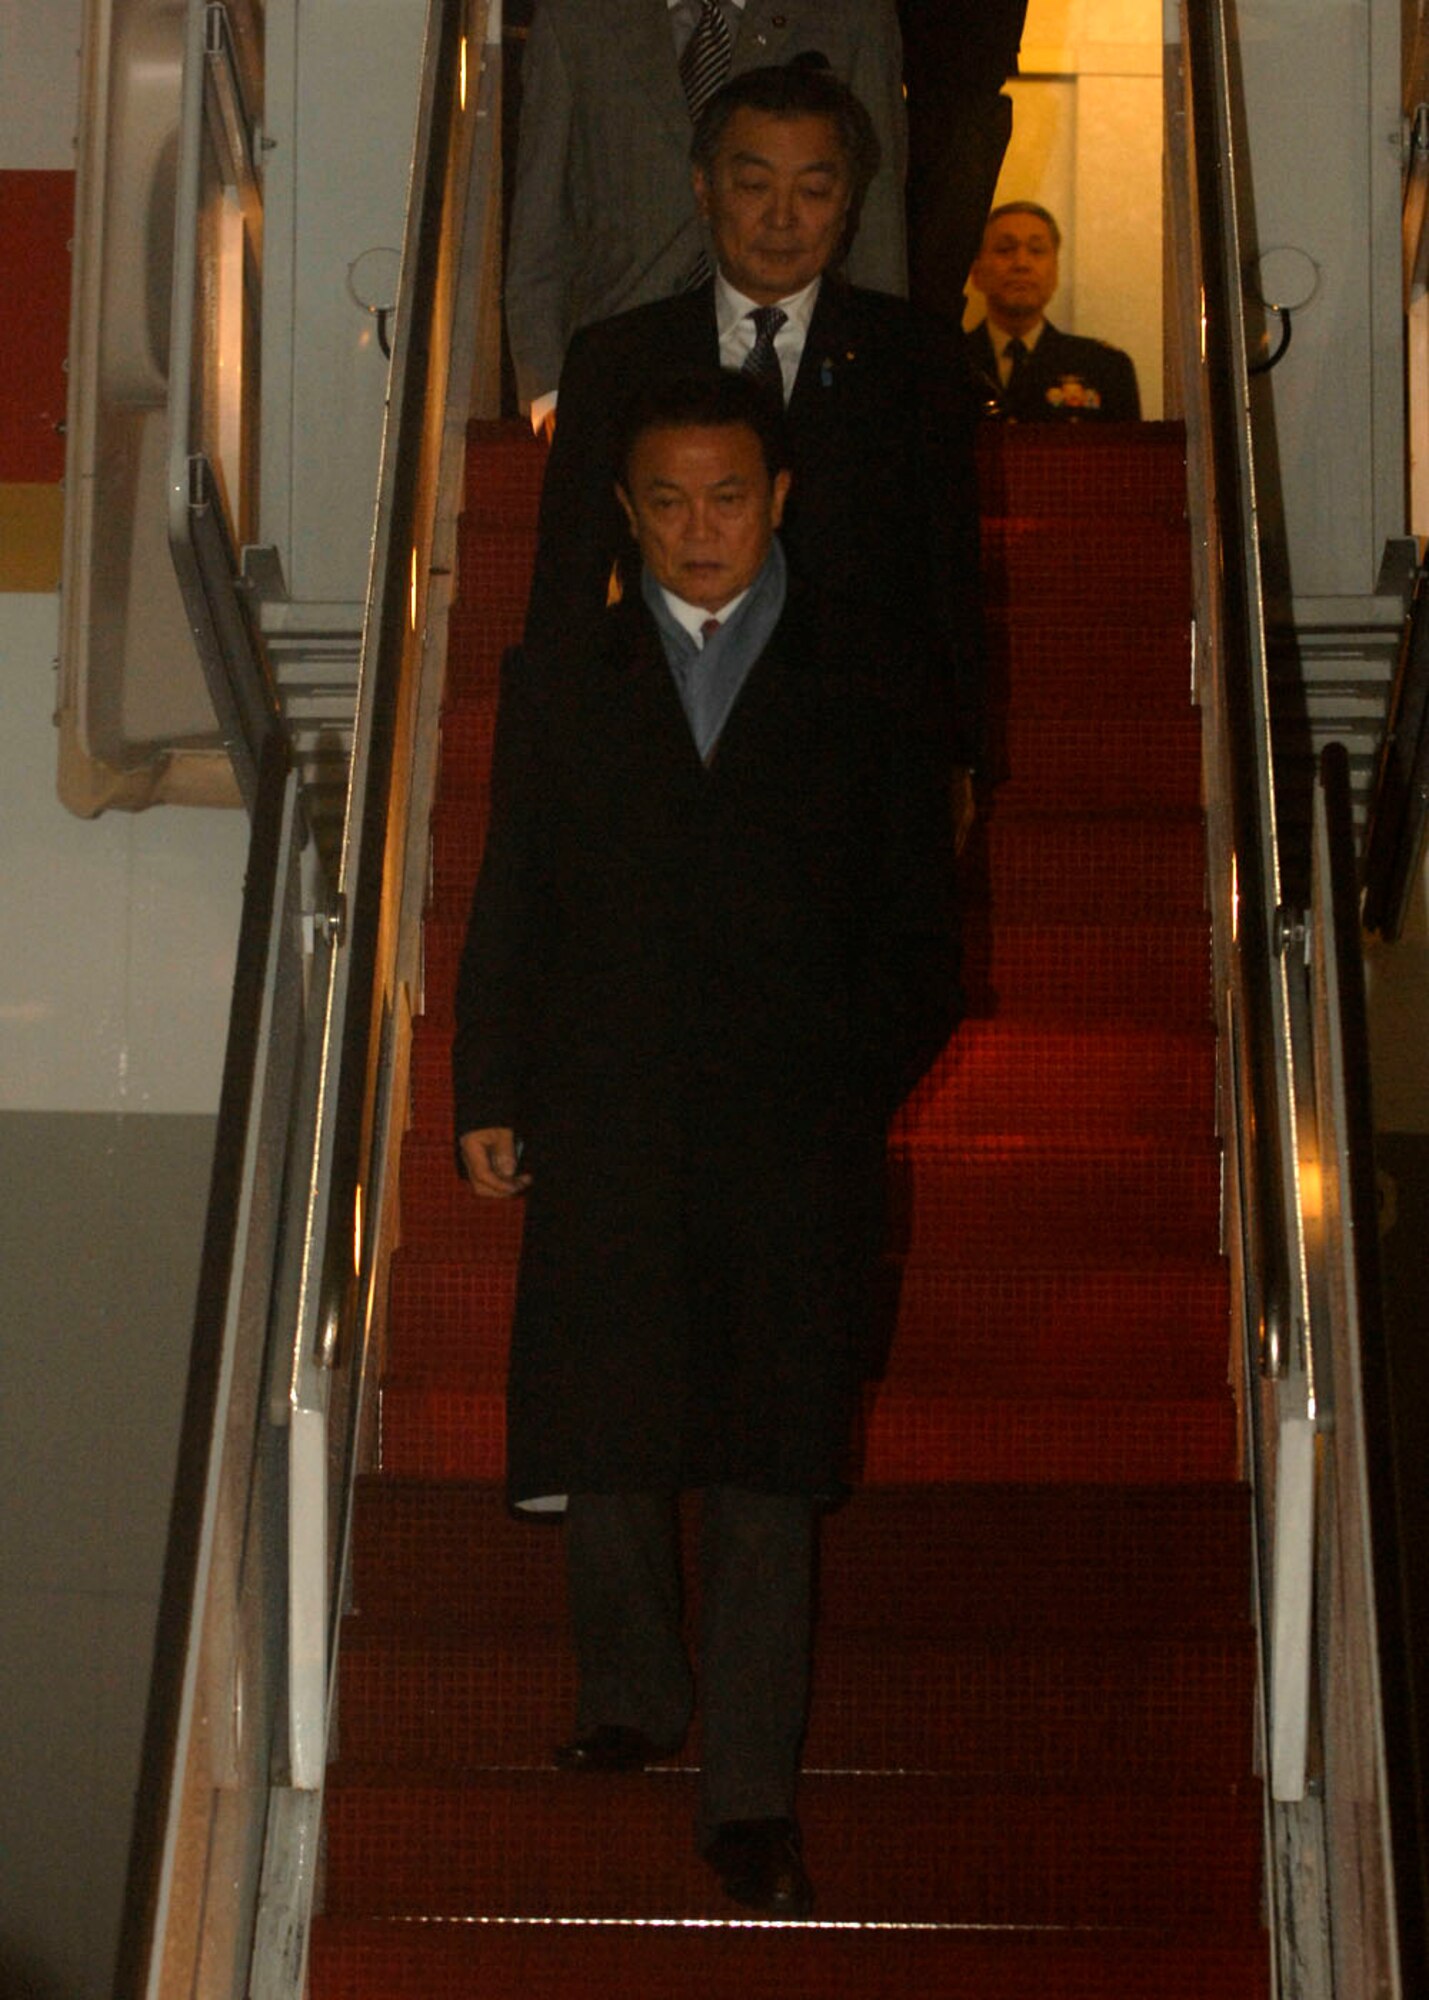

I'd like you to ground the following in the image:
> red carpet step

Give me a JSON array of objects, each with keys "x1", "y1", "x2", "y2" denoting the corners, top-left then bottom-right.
[
  {"x1": 448, "y1": 529, "x2": 532, "y2": 637},
  {"x1": 390, "y1": 1255, "x2": 1231, "y2": 1396},
  {"x1": 421, "y1": 906, "x2": 1215, "y2": 1025},
  {"x1": 962, "y1": 913, "x2": 1213, "y2": 1020},
  {"x1": 379, "y1": 1380, "x2": 1238, "y2": 1486},
  {"x1": 992, "y1": 714, "x2": 1202, "y2": 811},
  {"x1": 464, "y1": 421, "x2": 549, "y2": 521},
  {"x1": 979, "y1": 518, "x2": 1191, "y2": 618},
  {"x1": 887, "y1": 1137, "x2": 1221, "y2": 1263},
  {"x1": 426, "y1": 800, "x2": 1208, "y2": 919},
  {"x1": 460, "y1": 416, "x2": 1192, "y2": 527},
  {"x1": 391, "y1": 1133, "x2": 1221, "y2": 1264},
  {"x1": 440, "y1": 599, "x2": 1200, "y2": 715},
  {"x1": 321, "y1": 1771, "x2": 1263, "y2": 1927},
  {"x1": 406, "y1": 1015, "x2": 1218, "y2": 1143},
  {"x1": 449, "y1": 518, "x2": 1196, "y2": 654},
  {"x1": 383, "y1": 1256, "x2": 1232, "y2": 1402},
  {"x1": 974, "y1": 421, "x2": 1188, "y2": 520},
  {"x1": 350, "y1": 1481, "x2": 1253, "y2": 1638},
  {"x1": 310, "y1": 1919, "x2": 1268, "y2": 2000},
  {"x1": 879, "y1": 1261, "x2": 1231, "y2": 1393},
  {"x1": 983, "y1": 611, "x2": 1192, "y2": 719},
  {"x1": 336, "y1": 1624, "x2": 1253, "y2": 1782},
  {"x1": 433, "y1": 704, "x2": 1204, "y2": 813},
  {"x1": 854, "y1": 1386, "x2": 1237, "y2": 1486}
]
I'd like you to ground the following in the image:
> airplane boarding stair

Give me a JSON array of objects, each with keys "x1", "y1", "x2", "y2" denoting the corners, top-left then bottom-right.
[{"x1": 107, "y1": 7, "x2": 1423, "y2": 1991}]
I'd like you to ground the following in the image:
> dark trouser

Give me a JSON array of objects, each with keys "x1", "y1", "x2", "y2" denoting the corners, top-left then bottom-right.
[
  {"x1": 897, "y1": 0, "x2": 1028, "y2": 321},
  {"x1": 907, "y1": 92, "x2": 1015, "y2": 323},
  {"x1": 564, "y1": 1487, "x2": 816, "y2": 1843}
]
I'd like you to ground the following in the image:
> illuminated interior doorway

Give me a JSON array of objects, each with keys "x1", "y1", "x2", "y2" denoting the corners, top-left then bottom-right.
[{"x1": 964, "y1": 0, "x2": 1164, "y2": 417}]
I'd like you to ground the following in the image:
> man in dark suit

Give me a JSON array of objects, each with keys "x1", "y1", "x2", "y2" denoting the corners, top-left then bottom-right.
[
  {"x1": 506, "y1": 0, "x2": 908, "y2": 428},
  {"x1": 965, "y1": 202, "x2": 1141, "y2": 422},
  {"x1": 455, "y1": 372, "x2": 960, "y2": 1916},
  {"x1": 525, "y1": 61, "x2": 986, "y2": 796}
]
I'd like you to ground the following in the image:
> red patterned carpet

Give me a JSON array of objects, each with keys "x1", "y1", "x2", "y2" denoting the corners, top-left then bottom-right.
[{"x1": 309, "y1": 422, "x2": 1268, "y2": 1996}]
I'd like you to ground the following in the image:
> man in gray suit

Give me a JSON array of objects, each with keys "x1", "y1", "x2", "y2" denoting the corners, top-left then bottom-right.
[{"x1": 505, "y1": 0, "x2": 908, "y2": 428}]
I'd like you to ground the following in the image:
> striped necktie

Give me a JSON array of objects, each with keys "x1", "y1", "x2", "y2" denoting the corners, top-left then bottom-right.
[
  {"x1": 680, "y1": 0, "x2": 733, "y2": 123},
  {"x1": 741, "y1": 306, "x2": 788, "y2": 398}
]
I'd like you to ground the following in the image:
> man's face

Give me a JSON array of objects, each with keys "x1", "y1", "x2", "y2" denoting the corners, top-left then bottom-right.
[
  {"x1": 617, "y1": 421, "x2": 791, "y2": 614},
  {"x1": 972, "y1": 211, "x2": 1060, "y2": 331},
  {"x1": 693, "y1": 109, "x2": 854, "y2": 304}
]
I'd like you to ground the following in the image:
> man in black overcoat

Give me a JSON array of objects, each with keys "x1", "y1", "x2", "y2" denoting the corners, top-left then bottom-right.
[
  {"x1": 965, "y1": 202, "x2": 1141, "y2": 422},
  {"x1": 453, "y1": 373, "x2": 961, "y2": 1916},
  {"x1": 523, "y1": 61, "x2": 988, "y2": 802}
]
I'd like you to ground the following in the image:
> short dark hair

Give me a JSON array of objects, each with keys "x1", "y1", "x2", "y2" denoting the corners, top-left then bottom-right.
[
  {"x1": 615, "y1": 370, "x2": 793, "y2": 490},
  {"x1": 982, "y1": 201, "x2": 1063, "y2": 250},
  {"x1": 690, "y1": 61, "x2": 881, "y2": 208}
]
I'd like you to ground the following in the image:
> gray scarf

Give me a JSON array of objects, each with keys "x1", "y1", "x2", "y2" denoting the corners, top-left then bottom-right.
[{"x1": 641, "y1": 538, "x2": 788, "y2": 763}]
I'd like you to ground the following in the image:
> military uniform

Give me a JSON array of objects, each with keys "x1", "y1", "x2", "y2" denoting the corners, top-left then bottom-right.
[{"x1": 966, "y1": 318, "x2": 1141, "y2": 423}]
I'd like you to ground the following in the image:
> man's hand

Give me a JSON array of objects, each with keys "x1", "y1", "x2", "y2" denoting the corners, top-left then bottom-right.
[
  {"x1": 461, "y1": 1127, "x2": 533, "y2": 1198},
  {"x1": 951, "y1": 766, "x2": 976, "y2": 855},
  {"x1": 529, "y1": 394, "x2": 558, "y2": 445}
]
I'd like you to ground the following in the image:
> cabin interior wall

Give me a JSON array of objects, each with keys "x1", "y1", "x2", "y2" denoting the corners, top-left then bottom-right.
[{"x1": 0, "y1": 18, "x2": 249, "y2": 1994}]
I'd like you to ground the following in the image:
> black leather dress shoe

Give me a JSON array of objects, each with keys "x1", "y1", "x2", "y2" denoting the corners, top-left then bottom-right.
[
  {"x1": 553, "y1": 1724, "x2": 675, "y2": 1772},
  {"x1": 703, "y1": 1817, "x2": 814, "y2": 1917}
]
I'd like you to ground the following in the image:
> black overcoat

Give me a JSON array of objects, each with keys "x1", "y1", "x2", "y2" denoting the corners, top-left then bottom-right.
[{"x1": 453, "y1": 589, "x2": 961, "y2": 1505}]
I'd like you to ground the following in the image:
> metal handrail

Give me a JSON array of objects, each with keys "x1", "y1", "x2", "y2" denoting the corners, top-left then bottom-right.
[
  {"x1": 1179, "y1": 0, "x2": 1309, "y2": 1391},
  {"x1": 114, "y1": 2, "x2": 498, "y2": 1988},
  {"x1": 1175, "y1": 9, "x2": 1420, "y2": 1986},
  {"x1": 281, "y1": 0, "x2": 491, "y2": 1789},
  {"x1": 1170, "y1": 0, "x2": 1317, "y2": 1825}
]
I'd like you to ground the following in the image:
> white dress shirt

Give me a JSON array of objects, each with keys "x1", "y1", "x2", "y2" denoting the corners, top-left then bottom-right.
[
  {"x1": 715, "y1": 271, "x2": 822, "y2": 403},
  {"x1": 659, "y1": 581, "x2": 752, "y2": 643}
]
